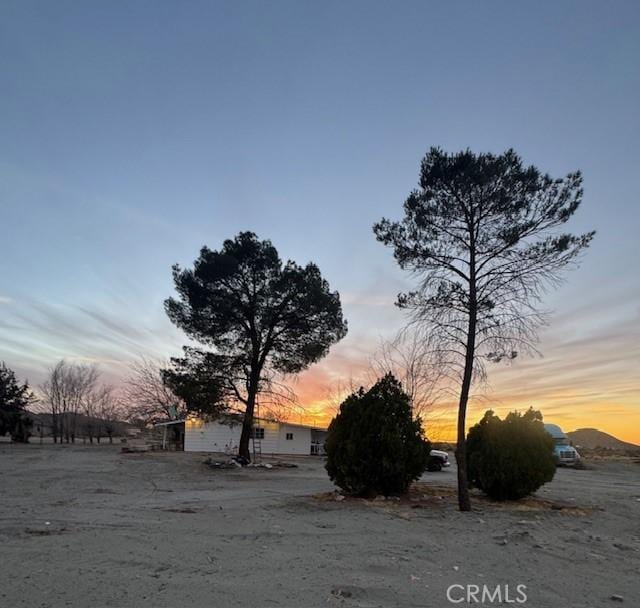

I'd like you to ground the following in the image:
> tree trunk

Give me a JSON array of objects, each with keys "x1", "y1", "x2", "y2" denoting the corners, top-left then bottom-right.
[
  {"x1": 455, "y1": 356, "x2": 474, "y2": 511},
  {"x1": 238, "y1": 390, "x2": 257, "y2": 461},
  {"x1": 456, "y1": 286, "x2": 477, "y2": 512}
]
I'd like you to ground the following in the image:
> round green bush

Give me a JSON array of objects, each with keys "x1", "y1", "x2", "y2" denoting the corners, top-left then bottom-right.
[
  {"x1": 325, "y1": 374, "x2": 430, "y2": 497},
  {"x1": 466, "y1": 408, "x2": 556, "y2": 500}
]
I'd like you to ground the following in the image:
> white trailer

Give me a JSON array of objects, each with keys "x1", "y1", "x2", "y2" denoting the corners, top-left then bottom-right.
[{"x1": 184, "y1": 416, "x2": 326, "y2": 456}]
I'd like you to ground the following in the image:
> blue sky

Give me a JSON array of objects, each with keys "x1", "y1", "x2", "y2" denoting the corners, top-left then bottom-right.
[{"x1": 1, "y1": 1, "x2": 639, "y2": 439}]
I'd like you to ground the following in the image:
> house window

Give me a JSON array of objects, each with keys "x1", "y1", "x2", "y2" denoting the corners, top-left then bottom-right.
[
  {"x1": 286, "y1": 433, "x2": 293, "y2": 440},
  {"x1": 252, "y1": 427, "x2": 265, "y2": 439}
]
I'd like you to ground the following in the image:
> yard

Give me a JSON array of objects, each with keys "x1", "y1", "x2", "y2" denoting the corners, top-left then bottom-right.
[{"x1": 0, "y1": 444, "x2": 638, "y2": 607}]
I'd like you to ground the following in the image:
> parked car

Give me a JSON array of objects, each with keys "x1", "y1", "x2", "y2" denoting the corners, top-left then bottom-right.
[
  {"x1": 426, "y1": 449, "x2": 450, "y2": 472},
  {"x1": 544, "y1": 423, "x2": 581, "y2": 466}
]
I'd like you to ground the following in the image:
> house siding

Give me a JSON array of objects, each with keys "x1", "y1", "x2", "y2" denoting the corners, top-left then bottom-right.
[
  {"x1": 276, "y1": 424, "x2": 311, "y2": 455},
  {"x1": 184, "y1": 417, "x2": 243, "y2": 453}
]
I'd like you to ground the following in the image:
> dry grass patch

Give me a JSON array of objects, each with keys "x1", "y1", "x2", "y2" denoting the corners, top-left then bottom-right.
[{"x1": 313, "y1": 482, "x2": 595, "y2": 516}]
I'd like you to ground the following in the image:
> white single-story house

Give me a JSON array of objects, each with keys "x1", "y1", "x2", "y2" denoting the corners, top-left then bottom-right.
[{"x1": 184, "y1": 415, "x2": 328, "y2": 456}]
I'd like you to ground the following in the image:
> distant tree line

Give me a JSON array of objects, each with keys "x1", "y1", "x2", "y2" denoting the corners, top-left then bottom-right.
[{"x1": 38, "y1": 360, "x2": 123, "y2": 444}]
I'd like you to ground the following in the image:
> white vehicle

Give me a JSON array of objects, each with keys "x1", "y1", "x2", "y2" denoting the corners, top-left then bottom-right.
[
  {"x1": 427, "y1": 449, "x2": 451, "y2": 471},
  {"x1": 544, "y1": 423, "x2": 581, "y2": 466}
]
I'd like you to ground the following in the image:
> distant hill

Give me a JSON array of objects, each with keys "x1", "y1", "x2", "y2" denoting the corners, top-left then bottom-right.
[{"x1": 568, "y1": 428, "x2": 640, "y2": 451}]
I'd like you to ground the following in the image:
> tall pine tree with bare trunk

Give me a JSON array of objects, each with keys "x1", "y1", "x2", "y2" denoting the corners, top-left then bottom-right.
[
  {"x1": 374, "y1": 148, "x2": 594, "y2": 511},
  {"x1": 165, "y1": 232, "x2": 347, "y2": 461}
]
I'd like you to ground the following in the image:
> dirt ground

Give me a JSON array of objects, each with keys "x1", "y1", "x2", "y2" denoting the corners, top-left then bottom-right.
[{"x1": 0, "y1": 445, "x2": 638, "y2": 607}]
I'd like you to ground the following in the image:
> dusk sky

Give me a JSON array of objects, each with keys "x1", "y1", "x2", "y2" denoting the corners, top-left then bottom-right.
[{"x1": 2, "y1": 1, "x2": 639, "y2": 442}]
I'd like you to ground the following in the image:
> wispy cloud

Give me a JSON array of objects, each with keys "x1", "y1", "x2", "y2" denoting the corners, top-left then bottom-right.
[{"x1": 0, "y1": 296, "x2": 185, "y2": 385}]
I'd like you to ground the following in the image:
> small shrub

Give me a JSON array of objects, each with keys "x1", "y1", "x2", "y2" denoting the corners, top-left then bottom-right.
[
  {"x1": 325, "y1": 374, "x2": 430, "y2": 497},
  {"x1": 0, "y1": 362, "x2": 34, "y2": 443},
  {"x1": 466, "y1": 408, "x2": 556, "y2": 501}
]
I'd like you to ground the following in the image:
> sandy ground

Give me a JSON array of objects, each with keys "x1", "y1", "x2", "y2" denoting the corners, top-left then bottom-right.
[{"x1": 0, "y1": 445, "x2": 638, "y2": 607}]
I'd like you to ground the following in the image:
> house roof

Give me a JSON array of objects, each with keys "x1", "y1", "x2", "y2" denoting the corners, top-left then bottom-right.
[
  {"x1": 267, "y1": 419, "x2": 328, "y2": 432},
  {"x1": 153, "y1": 419, "x2": 186, "y2": 427},
  {"x1": 186, "y1": 413, "x2": 327, "y2": 432}
]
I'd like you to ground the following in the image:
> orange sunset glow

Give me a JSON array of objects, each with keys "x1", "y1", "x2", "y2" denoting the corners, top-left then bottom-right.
[
  {"x1": 286, "y1": 292, "x2": 640, "y2": 445},
  {"x1": 291, "y1": 370, "x2": 640, "y2": 445}
]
